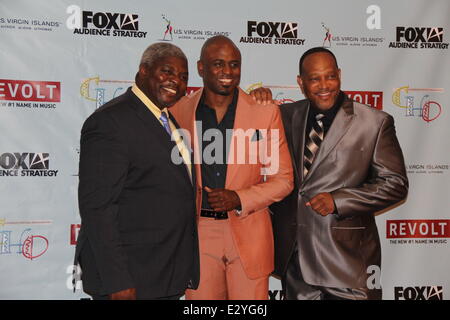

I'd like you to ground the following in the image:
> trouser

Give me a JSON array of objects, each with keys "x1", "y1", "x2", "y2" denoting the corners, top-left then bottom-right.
[
  {"x1": 282, "y1": 249, "x2": 382, "y2": 300},
  {"x1": 186, "y1": 217, "x2": 268, "y2": 300}
]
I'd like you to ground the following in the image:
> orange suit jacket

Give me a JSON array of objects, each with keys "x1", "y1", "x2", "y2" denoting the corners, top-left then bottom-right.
[{"x1": 170, "y1": 88, "x2": 293, "y2": 279}]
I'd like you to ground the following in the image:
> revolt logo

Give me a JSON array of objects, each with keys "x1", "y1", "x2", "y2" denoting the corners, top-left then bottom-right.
[
  {"x1": 386, "y1": 220, "x2": 450, "y2": 238},
  {"x1": 70, "y1": 224, "x2": 81, "y2": 245},
  {"x1": 394, "y1": 286, "x2": 443, "y2": 300},
  {"x1": 240, "y1": 21, "x2": 305, "y2": 46},
  {"x1": 0, "y1": 79, "x2": 60, "y2": 102},
  {"x1": 345, "y1": 91, "x2": 383, "y2": 110}
]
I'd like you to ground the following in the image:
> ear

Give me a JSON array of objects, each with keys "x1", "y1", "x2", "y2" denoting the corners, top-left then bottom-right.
[
  {"x1": 297, "y1": 75, "x2": 305, "y2": 95},
  {"x1": 197, "y1": 60, "x2": 204, "y2": 78},
  {"x1": 338, "y1": 68, "x2": 342, "y2": 81},
  {"x1": 139, "y1": 63, "x2": 149, "y2": 77}
]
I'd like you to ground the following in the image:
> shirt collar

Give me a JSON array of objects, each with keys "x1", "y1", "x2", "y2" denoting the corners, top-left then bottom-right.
[
  {"x1": 198, "y1": 87, "x2": 238, "y2": 112},
  {"x1": 131, "y1": 84, "x2": 169, "y2": 120}
]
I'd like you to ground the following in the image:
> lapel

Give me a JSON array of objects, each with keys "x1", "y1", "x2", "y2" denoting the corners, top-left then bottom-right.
[
  {"x1": 225, "y1": 88, "x2": 252, "y2": 188},
  {"x1": 302, "y1": 97, "x2": 355, "y2": 185},
  {"x1": 182, "y1": 89, "x2": 204, "y2": 190},
  {"x1": 290, "y1": 101, "x2": 309, "y2": 182},
  {"x1": 127, "y1": 89, "x2": 193, "y2": 187},
  {"x1": 168, "y1": 111, "x2": 195, "y2": 186}
]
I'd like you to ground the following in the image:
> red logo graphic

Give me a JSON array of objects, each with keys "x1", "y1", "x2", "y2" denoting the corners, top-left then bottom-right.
[
  {"x1": 0, "y1": 79, "x2": 61, "y2": 102},
  {"x1": 22, "y1": 235, "x2": 49, "y2": 260},
  {"x1": 70, "y1": 224, "x2": 81, "y2": 245},
  {"x1": 392, "y1": 86, "x2": 443, "y2": 123},
  {"x1": 422, "y1": 99, "x2": 442, "y2": 122},
  {"x1": 345, "y1": 91, "x2": 383, "y2": 110},
  {"x1": 387, "y1": 220, "x2": 450, "y2": 238}
]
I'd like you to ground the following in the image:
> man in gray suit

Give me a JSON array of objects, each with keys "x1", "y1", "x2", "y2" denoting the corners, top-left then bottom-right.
[{"x1": 270, "y1": 47, "x2": 408, "y2": 300}]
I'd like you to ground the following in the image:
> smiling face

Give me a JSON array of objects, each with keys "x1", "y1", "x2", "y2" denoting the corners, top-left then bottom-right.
[
  {"x1": 297, "y1": 51, "x2": 341, "y2": 111},
  {"x1": 138, "y1": 55, "x2": 188, "y2": 109},
  {"x1": 198, "y1": 38, "x2": 241, "y2": 96}
]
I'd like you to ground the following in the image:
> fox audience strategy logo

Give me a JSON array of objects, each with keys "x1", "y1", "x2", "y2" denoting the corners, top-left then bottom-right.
[
  {"x1": 0, "y1": 153, "x2": 58, "y2": 177},
  {"x1": 241, "y1": 20, "x2": 305, "y2": 45},
  {"x1": 394, "y1": 286, "x2": 443, "y2": 300},
  {"x1": 66, "y1": 5, "x2": 147, "y2": 38},
  {"x1": 389, "y1": 27, "x2": 448, "y2": 49}
]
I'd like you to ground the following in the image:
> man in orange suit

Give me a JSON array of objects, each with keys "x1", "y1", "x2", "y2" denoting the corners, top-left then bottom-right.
[{"x1": 170, "y1": 36, "x2": 293, "y2": 299}]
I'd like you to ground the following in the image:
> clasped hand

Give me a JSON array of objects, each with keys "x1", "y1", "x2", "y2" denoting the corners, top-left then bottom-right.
[
  {"x1": 205, "y1": 186, "x2": 241, "y2": 212},
  {"x1": 306, "y1": 192, "x2": 335, "y2": 216}
]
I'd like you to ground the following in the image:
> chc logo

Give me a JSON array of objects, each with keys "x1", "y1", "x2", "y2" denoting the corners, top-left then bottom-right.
[
  {"x1": 80, "y1": 76, "x2": 132, "y2": 109},
  {"x1": 0, "y1": 228, "x2": 49, "y2": 260},
  {"x1": 394, "y1": 286, "x2": 443, "y2": 300},
  {"x1": 392, "y1": 86, "x2": 443, "y2": 122}
]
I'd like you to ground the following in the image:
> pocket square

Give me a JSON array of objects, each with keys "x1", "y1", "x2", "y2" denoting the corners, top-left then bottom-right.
[{"x1": 251, "y1": 129, "x2": 263, "y2": 141}]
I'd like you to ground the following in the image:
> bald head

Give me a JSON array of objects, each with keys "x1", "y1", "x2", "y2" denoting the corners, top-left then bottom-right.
[
  {"x1": 198, "y1": 35, "x2": 241, "y2": 97},
  {"x1": 200, "y1": 35, "x2": 241, "y2": 62}
]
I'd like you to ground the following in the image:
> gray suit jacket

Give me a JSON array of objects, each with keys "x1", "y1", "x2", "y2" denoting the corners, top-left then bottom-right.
[{"x1": 270, "y1": 95, "x2": 408, "y2": 288}]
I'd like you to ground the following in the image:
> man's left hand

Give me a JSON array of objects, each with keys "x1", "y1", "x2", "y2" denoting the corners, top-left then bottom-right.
[
  {"x1": 249, "y1": 87, "x2": 274, "y2": 105},
  {"x1": 205, "y1": 187, "x2": 241, "y2": 212},
  {"x1": 306, "y1": 193, "x2": 335, "y2": 216}
]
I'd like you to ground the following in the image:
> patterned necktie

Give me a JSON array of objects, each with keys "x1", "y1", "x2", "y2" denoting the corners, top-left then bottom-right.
[
  {"x1": 159, "y1": 111, "x2": 172, "y2": 135},
  {"x1": 303, "y1": 113, "x2": 325, "y2": 177}
]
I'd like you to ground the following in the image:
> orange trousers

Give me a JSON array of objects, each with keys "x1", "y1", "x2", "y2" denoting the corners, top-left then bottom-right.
[{"x1": 186, "y1": 217, "x2": 268, "y2": 300}]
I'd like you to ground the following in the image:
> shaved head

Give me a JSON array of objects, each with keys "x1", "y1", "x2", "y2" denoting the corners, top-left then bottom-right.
[
  {"x1": 200, "y1": 35, "x2": 241, "y2": 62},
  {"x1": 197, "y1": 35, "x2": 242, "y2": 97}
]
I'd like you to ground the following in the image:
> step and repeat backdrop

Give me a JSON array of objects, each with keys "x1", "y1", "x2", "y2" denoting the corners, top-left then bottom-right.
[{"x1": 1, "y1": 0, "x2": 449, "y2": 300}]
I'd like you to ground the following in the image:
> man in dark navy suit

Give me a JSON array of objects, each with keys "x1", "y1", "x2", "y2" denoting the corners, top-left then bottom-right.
[{"x1": 75, "y1": 43, "x2": 199, "y2": 300}]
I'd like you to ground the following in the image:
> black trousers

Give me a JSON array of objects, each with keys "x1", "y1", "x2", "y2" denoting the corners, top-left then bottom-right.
[{"x1": 281, "y1": 250, "x2": 382, "y2": 300}]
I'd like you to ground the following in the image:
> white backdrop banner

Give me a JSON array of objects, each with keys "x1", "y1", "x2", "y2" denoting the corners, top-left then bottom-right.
[{"x1": 0, "y1": 0, "x2": 449, "y2": 300}]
